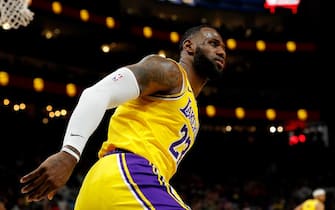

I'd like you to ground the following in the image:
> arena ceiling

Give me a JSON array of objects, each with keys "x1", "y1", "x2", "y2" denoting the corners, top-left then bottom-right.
[{"x1": 0, "y1": 0, "x2": 322, "y2": 112}]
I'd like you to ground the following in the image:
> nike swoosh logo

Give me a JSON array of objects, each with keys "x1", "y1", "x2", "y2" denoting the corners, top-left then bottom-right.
[{"x1": 70, "y1": 133, "x2": 84, "y2": 138}]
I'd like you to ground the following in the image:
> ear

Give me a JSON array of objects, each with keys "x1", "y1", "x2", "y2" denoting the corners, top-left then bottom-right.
[{"x1": 183, "y1": 39, "x2": 195, "y2": 55}]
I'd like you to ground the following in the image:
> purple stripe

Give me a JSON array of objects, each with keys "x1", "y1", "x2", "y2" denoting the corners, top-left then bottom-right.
[
  {"x1": 118, "y1": 154, "x2": 151, "y2": 210},
  {"x1": 124, "y1": 153, "x2": 188, "y2": 210}
]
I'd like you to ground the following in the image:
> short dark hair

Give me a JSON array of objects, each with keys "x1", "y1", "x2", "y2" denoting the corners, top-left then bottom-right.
[{"x1": 178, "y1": 24, "x2": 216, "y2": 51}]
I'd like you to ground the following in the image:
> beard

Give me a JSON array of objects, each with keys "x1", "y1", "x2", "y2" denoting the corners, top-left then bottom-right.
[{"x1": 193, "y1": 47, "x2": 223, "y2": 80}]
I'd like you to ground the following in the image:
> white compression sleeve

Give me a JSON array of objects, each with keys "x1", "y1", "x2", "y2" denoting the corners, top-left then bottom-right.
[{"x1": 61, "y1": 67, "x2": 140, "y2": 161}]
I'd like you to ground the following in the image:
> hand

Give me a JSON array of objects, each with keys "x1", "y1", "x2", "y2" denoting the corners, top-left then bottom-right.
[{"x1": 20, "y1": 151, "x2": 78, "y2": 202}]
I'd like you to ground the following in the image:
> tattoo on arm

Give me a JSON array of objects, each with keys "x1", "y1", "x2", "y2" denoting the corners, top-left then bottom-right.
[{"x1": 129, "y1": 55, "x2": 182, "y2": 96}]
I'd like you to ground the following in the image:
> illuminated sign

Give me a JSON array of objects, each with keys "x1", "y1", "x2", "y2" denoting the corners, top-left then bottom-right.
[{"x1": 264, "y1": 0, "x2": 300, "y2": 14}]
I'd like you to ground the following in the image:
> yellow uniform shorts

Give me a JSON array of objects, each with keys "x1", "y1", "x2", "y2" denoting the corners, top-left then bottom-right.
[{"x1": 74, "y1": 151, "x2": 191, "y2": 210}]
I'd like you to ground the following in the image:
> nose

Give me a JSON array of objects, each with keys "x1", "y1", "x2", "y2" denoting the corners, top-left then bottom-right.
[{"x1": 216, "y1": 46, "x2": 225, "y2": 59}]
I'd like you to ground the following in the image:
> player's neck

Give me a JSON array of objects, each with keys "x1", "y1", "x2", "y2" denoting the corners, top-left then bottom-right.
[{"x1": 179, "y1": 60, "x2": 207, "y2": 97}]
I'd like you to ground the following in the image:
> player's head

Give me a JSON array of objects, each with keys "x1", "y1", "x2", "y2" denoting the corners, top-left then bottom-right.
[
  {"x1": 312, "y1": 188, "x2": 326, "y2": 202},
  {"x1": 179, "y1": 24, "x2": 226, "y2": 80}
]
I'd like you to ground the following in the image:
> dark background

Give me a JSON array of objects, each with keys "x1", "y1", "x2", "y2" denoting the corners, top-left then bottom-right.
[{"x1": 1, "y1": 0, "x2": 330, "y2": 209}]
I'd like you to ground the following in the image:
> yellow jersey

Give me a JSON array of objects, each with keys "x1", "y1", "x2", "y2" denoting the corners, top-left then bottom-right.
[
  {"x1": 301, "y1": 199, "x2": 320, "y2": 210},
  {"x1": 98, "y1": 60, "x2": 199, "y2": 181}
]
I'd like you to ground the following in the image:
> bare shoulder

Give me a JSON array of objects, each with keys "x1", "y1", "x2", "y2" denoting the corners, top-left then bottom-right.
[
  {"x1": 316, "y1": 202, "x2": 325, "y2": 210},
  {"x1": 127, "y1": 54, "x2": 182, "y2": 96},
  {"x1": 139, "y1": 54, "x2": 179, "y2": 71}
]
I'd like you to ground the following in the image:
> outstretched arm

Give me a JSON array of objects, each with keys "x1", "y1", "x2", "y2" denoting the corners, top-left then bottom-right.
[
  {"x1": 62, "y1": 54, "x2": 182, "y2": 161},
  {"x1": 20, "y1": 54, "x2": 182, "y2": 202}
]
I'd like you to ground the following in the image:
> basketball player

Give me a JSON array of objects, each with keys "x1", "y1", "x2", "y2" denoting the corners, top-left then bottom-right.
[
  {"x1": 294, "y1": 188, "x2": 326, "y2": 210},
  {"x1": 19, "y1": 24, "x2": 226, "y2": 209}
]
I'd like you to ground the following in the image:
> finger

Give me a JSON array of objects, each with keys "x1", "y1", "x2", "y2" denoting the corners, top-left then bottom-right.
[
  {"x1": 21, "y1": 172, "x2": 46, "y2": 194},
  {"x1": 29, "y1": 185, "x2": 51, "y2": 202},
  {"x1": 34, "y1": 180, "x2": 54, "y2": 201},
  {"x1": 47, "y1": 190, "x2": 57, "y2": 200},
  {"x1": 24, "y1": 176, "x2": 51, "y2": 202},
  {"x1": 20, "y1": 168, "x2": 43, "y2": 184}
]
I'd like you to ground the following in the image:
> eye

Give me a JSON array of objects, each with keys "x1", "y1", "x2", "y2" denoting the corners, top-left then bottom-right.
[
  {"x1": 209, "y1": 40, "x2": 226, "y2": 51},
  {"x1": 209, "y1": 40, "x2": 220, "y2": 47}
]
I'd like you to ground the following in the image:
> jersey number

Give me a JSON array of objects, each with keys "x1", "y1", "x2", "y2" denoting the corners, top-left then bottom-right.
[{"x1": 169, "y1": 124, "x2": 191, "y2": 165}]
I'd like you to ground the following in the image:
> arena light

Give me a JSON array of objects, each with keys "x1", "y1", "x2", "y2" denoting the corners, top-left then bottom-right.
[
  {"x1": 226, "y1": 38, "x2": 237, "y2": 50},
  {"x1": 66, "y1": 83, "x2": 77, "y2": 97},
  {"x1": 51, "y1": 1, "x2": 62, "y2": 14},
  {"x1": 264, "y1": 0, "x2": 300, "y2": 14},
  {"x1": 235, "y1": 107, "x2": 245, "y2": 119},
  {"x1": 80, "y1": 9, "x2": 89, "y2": 22},
  {"x1": 286, "y1": 41, "x2": 296, "y2": 52},
  {"x1": 256, "y1": 40, "x2": 266, "y2": 51},
  {"x1": 206, "y1": 105, "x2": 216, "y2": 117},
  {"x1": 33, "y1": 77, "x2": 44, "y2": 92},
  {"x1": 3, "y1": 98, "x2": 10, "y2": 106},
  {"x1": 170, "y1": 31, "x2": 179, "y2": 43},
  {"x1": 143, "y1": 26, "x2": 153, "y2": 38},
  {"x1": 297, "y1": 109, "x2": 308, "y2": 121},
  {"x1": 266, "y1": 108, "x2": 276, "y2": 121},
  {"x1": 0, "y1": 71, "x2": 9, "y2": 86},
  {"x1": 106, "y1": 17, "x2": 115, "y2": 28}
]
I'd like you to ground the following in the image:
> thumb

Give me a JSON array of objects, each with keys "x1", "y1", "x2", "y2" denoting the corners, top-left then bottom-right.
[{"x1": 47, "y1": 191, "x2": 57, "y2": 200}]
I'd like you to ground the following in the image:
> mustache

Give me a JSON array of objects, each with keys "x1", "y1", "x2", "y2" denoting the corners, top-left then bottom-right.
[{"x1": 194, "y1": 50, "x2": 222, "y2": 80}]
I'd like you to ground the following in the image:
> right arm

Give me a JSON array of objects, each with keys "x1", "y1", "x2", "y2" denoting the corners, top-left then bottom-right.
[{"x1": 61, "y1": 54, "x2": 183, "y2": 160}]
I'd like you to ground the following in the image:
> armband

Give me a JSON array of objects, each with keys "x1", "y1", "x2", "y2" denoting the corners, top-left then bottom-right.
[
  {"x1": 61, "y1": 146, "x2": 80, "y2": 162},
  {"x1": 61, "y1": 67, "x2": 140, "y2": 160}
]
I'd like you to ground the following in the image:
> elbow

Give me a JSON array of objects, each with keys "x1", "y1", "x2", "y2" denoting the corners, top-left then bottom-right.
[{"x1": 80, "y1": 86, "x2": 96, "y2": 99}]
